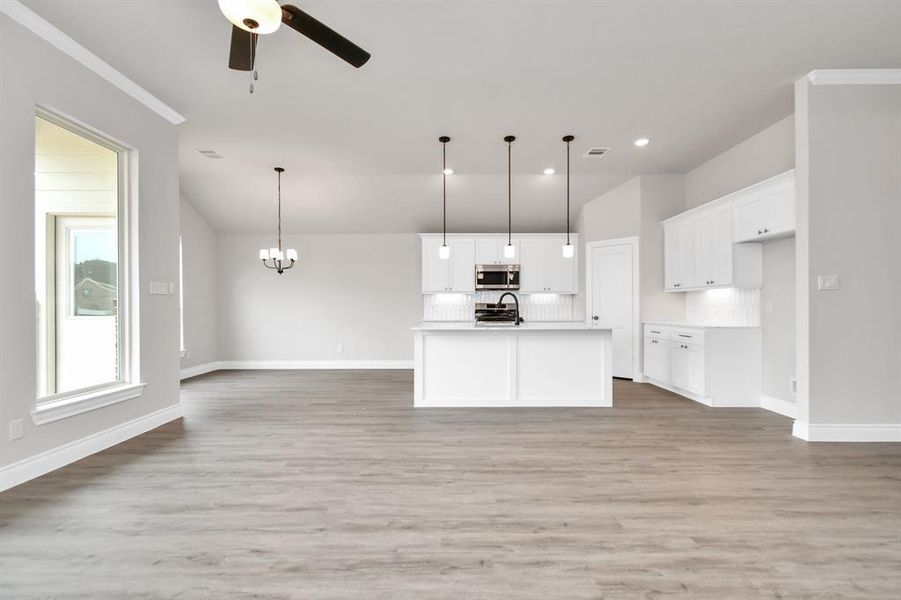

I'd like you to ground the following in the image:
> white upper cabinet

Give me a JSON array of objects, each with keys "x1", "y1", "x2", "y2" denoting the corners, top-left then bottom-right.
[
  {"x1": 732, "y1": 171, "x2": 796, "y2": 242},
  {"x1": 421, "y1": 234, "x2": 576, "y2": 294},
  {"x1": 663, "y1": 170, "x2": 795, "y2": 292},
  {"x1": 474, "y1": 236, "x2": 520, "y2": 265},
  {"x1": 664, "y1": 219, "x2": 695, "y2": 290},
  {"x1": 519, "y1": 235, "x2": 577, "y2": 293},
  {"x1": 421, "y1": 237, "x2": 475, "y2": 293}
]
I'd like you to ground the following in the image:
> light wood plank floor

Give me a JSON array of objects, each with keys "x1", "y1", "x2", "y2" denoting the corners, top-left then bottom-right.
[{"x1": 2, "y1": 371, "x2": 900, "y2": 599}]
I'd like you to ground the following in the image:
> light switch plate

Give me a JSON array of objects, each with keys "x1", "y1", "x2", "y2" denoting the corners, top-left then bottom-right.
[
  {"x1": 817, "y1": 275, "x2": 840, "y2": 291},
  {"x1": 149, "y1": 281, "x2": 169, "y2": 295}
]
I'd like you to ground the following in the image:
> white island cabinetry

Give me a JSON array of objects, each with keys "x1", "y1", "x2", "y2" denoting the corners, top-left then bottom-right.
[{"x1": 413, "y1": 323, "x2": 612, "y2": 407}]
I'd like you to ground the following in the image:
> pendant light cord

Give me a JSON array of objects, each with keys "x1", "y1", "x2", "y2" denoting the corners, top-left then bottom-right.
[
  {"x1": 442, "y1": 140, "x2": 447, "y2": 247},
  {"x1": 566, "y1": 138, "x2": 571, "y2": 245},
  {"x1": 507, "y1": 138, "x2": 512, "y2": 246}
]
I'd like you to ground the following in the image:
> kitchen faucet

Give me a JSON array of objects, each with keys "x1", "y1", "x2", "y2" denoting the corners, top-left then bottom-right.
[{"x1": 496, "y1": 292, "x2": 523, "y2": 325}]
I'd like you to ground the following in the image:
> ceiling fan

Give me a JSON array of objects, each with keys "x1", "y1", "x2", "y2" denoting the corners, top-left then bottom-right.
[{"x1": 218, "y1": 0, "x2": 371, "y2": 80}]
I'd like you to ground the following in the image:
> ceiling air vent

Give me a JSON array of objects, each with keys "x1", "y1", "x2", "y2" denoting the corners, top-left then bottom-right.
[
  {"x1": 198, "y1": 149, "x2": 223, "y2": 159},
  {"x1": 582, "y1": 147, "x2": 609, "y2": 158}
]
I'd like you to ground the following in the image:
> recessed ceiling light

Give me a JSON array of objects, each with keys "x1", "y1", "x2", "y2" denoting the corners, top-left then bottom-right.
[
  {"x1": 443, "y1": 168, "x2": 454, "y2": 175},
  {"x1": 634, "y1": 137, "x2": 650, "y2": 147},
  {"x1": 543, "y1": 168, "x2": 555, "y2": 175}
]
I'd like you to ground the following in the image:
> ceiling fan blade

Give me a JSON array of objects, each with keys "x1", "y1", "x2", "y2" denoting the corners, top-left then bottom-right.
[
  {"x1": 280, "y1": 4, "x2": 371, "y2": 68},
  {"x1": 228, "y1": 25, "x2": 258, "y2": 71}
]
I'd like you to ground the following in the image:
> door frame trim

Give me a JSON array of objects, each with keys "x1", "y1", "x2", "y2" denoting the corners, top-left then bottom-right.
[{"x1": 585, "y1": 236, "x2": 641, "y2": 381}]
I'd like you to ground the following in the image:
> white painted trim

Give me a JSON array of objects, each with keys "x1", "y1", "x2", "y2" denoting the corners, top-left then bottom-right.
[
  {"x1": 180, "y1": 362, "x2": 220, "y2": 380},
  {"x1": 0, "y1": 1, "x2": 186, "y2": 124},
  {"x1": 1, "y1": 403, "x2": 182, "y2": 492},
  {"x1": 792, "y1": 421, "x2": 901, "y2": 442},
  {"x1": 585, "y1": 236, "x2": 641, "y2": 381},
  {"x1": 806, "y1": 69, "x2": 901, "y2": 86},
  {"x1": 31, "y1": 383, "x2": 147, "y2": 426},
  {"x1": 760, "y1": 394, "x2": 797, "y2": 419},
  {"x1": 217, "y1": 360, "x2": 414, "y2": 370}
]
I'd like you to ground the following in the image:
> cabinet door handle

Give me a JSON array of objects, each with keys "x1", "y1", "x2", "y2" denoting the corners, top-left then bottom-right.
[
  {"x1": 758, "y1": 229, "x2": 763, "y2": 235},
  {"x1": 764, "y1": 228, "x2": 769, "y2": 233},
  {"x1": 592, "y1": 315, "x2": 599, "y2": 321}
]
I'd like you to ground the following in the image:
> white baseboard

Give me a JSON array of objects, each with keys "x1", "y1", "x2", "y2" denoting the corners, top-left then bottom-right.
[
  {"x1": 760, "y1": 394, "x2": 798, "y2": 419},
  {"x1": 644, "y1": 377, "x2": 713, "y2": 406},
  {"x1": 0, "y1": 403, "x2": 183, "y2": 492},
  {"x1": 216, "y1": 360, "x2": 414, "y2": 370},
  {"x1": 180, "y1": 361, "x2": 220, "y2": 380},
  {"x1": 793, "y1": 420, "x2": 901, "y2": 442}
]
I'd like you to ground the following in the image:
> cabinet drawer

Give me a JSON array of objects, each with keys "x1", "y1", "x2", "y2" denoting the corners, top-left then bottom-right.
[
  {"x1": 644, "y1": 325, "x2": 671, "y2": 339},
  {"x1": 672, "y1": 328, "x2": 705, "y2": 347}
]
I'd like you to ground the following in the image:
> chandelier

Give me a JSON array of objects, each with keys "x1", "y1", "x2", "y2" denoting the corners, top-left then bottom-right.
[{"x1": 259, "y1": 167, "x2": 297, "y2": 274}]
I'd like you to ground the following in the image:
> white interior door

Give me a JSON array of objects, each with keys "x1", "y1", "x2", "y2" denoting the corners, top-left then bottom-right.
[{"x1": 588, "y1": 242, "x2": 634, "y2": 379}]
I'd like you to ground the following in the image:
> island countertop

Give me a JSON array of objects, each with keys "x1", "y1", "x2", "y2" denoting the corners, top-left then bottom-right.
[{"x1": 412, "y1": 321, "x2": 599, "y2": 331}]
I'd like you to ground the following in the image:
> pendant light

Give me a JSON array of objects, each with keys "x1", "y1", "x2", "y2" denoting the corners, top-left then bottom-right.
[
  {"x1": 438, "y1": 136, "x2": 451, "y2": 260},
  {"x1": 259, "y1": 167, "x2": 298, "y2": 274},
  {"x1": 503, "y1": 135, "x2": 516, "y2": 259},
  {"x1": 562, "y1": 135, "x2": 575, "y2": 258}
]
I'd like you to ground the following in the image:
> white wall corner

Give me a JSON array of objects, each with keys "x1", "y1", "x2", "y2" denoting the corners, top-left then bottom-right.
[
  {"x1": 0, "y1": 403, "x2": 183, "y2": 492},
  {"x1": 806, "y1": 69, "x2": 901, "y2": 86},
  {"x1": 0, "y1": 1, "x2": 186, "y2": 124},
  {"x1": 760, "y1": 395, "x2": 798, "y2": 419},
  {"x1": 180, "y1": 361, "x2": 222, "y2": 381},
  {"x1": 792, "y1": 420, "x2": 901, "y2": 442}
]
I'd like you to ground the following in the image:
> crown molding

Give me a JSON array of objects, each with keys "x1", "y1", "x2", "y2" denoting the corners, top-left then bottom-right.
[
  {"x1": 806, "y1": 69, "x2": 901, "y2": 86},
  {"x1": 0, "y1": 0, "x2": 186, "y2": 125}
]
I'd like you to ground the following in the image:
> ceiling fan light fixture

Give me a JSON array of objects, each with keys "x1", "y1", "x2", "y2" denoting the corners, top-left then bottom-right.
[{"x1": 218, "y1": 0, "x2": 283, "y2": 34}]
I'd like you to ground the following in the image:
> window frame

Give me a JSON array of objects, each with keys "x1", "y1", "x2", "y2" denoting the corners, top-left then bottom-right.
[{"x1": 32, "y1": 108, "x2": 143, "y2": 425}]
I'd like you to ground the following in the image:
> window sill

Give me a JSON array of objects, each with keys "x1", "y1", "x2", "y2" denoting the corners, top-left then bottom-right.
[{"x1": 31, "y1": 382, "x2": 147, "y2": 426}]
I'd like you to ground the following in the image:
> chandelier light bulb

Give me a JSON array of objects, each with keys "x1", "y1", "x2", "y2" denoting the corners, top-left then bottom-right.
[
  {"x1": 259, "y1": 248, "x2": 270, "y2": 260},
  {"x1": 286, "y1": 248, "x2": 298, "y2": 262}
]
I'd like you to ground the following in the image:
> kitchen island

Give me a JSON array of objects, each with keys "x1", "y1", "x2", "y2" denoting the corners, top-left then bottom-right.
[{"x1": 412, "y1": 322, "x2": 613, "y2": 407}]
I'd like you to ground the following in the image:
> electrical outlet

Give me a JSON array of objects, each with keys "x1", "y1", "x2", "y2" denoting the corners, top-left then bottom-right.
[
  {"x1": 9, "y1": 418, "x2": 24, "y2": 441},
  {"x1": 817, "y1": 275, "x2": 840, "y2": 291},
  {"x1": 790, "y1": 377, "x2": 797, "y2": 396},
  {"x1": 337, "y1": 344, "x2": 344, "y2": 354}
]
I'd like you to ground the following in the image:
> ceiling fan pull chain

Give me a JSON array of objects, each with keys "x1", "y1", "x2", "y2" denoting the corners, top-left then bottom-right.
[{"x1": 249, "y1": 31, "x2": 257, "y2": 94}]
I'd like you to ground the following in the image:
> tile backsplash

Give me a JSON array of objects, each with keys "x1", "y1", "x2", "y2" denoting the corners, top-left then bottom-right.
[
  {"x1": 685, "y1": 287, "x2": 761, "y2": 326},
  {"x1": 423, "y1": 292, "x2": 574, "y2": 322}
]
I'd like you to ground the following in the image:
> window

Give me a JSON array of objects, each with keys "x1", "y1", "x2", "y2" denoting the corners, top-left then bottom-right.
[{"x1": 34, "y1": 113, "x2": 139, "y2": 418}]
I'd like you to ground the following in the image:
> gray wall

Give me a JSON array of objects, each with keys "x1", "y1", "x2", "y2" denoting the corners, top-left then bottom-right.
[
  {"x1": 574, "y1": 178, "x2": 642, "y2": 321},
  {"x1": 217, "y1": 234, "x2": 422, "y2": 362},
  {"x1": 795, "y1": 79, "x2": 901, "y2": 426},
  {"x1": 639, "y1": 175, "x2": 688, "y2": 324},
  {"x1": 684, "y1": 116, "x2": 797, "y2": 403},
  {"x1": 180, "y1": 196, "x2": 219, "y2": 370},
  {"x1": 0, "y1": 14, "x2": 180, "y2": 467},
  {"x1": 685, "y1": 116, "x2": 795, "y2": 209}
]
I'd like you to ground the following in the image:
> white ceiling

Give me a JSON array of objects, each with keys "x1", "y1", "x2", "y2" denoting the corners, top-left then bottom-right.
[{"x1": 22, "y1": 0, "x2": 901, "y2": 233}]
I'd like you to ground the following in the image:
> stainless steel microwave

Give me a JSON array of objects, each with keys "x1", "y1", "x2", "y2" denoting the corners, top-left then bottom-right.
[{"x1": 475, "y1": 264, "x2": 520, "y2": 290}]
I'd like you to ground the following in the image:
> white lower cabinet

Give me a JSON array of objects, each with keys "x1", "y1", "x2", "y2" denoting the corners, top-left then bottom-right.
[{"x1": 642, "y1": 323, "x2": 760, "y2": 407}]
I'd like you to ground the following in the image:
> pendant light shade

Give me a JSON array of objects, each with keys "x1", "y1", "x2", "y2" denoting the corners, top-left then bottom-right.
[
  {"x1": 259, "y1": 167, "x2": 297, "y2": 274},
  {"x1": 439, "y1": 135, "x2": 451, "y2": 260},
  {"x1": 562, "y1": 135, "x2": 575, "y2": 258},
  {"x1": 504, "y1": 135, "x2": 516, "y2": 259}
]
